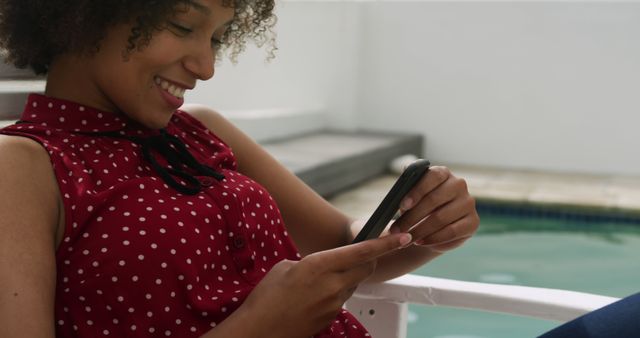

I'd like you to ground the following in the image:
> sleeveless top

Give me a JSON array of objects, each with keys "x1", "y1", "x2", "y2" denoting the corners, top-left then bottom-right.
[{"x1": 0, "y1": 94, "x2": 371, "y2": 338}]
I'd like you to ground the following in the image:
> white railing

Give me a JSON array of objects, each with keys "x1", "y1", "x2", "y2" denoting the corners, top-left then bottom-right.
[{"x1": 345, "y1": 274, "x2": 619, "y2": 338}]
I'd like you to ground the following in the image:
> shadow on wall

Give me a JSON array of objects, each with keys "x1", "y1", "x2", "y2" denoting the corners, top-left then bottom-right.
[{"x1": 0, "y1": 61, "x2": 39, "y2": 79}]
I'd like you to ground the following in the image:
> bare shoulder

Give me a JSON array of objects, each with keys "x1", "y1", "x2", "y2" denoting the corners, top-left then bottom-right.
[
  {"x1": 181, "y1": 103, "x2": 222, "y2": 121},
  {"x1": 0, "y1": 135, "x2": 59, "y2": 337},
  {"x1": 0, "y1": 134, "x2": 60, "y2": 235},
  {"x1": 181, "y1": 104, "x2": 255, "y2": 163},
  {"x1": 0, "y1": 134, "x2": 58, "y2": 189},
  {"x1": 0, "y1": 133, "x2": 52, "y2": 159},
  {"x1": 181, "y1": 104, "x2": 234, "y2": 139}
]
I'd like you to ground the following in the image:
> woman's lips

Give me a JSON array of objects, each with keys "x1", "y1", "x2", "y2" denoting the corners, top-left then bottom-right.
[{"x1": 154, "y1": 76, "x2": 187, "y2": 109}]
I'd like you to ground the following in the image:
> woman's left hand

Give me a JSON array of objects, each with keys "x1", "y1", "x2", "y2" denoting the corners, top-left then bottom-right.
[{"x1": 388, "y1": 165, "x2": 480, "y2": 253}]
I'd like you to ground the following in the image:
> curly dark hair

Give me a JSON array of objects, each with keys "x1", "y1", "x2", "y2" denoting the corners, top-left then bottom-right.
[{"x1": 0, "y1": 0, "x2": 276, "y2": 75}]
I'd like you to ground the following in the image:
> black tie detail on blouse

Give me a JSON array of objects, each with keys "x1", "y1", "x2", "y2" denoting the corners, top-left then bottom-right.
[{"x1": 93, "y1": 129, "x2": 225, "y2": 195}]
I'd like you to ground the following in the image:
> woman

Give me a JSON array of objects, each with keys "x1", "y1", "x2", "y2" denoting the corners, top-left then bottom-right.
[{"x1": 0, "y1": 0, "x2": 479, "y2": 337}]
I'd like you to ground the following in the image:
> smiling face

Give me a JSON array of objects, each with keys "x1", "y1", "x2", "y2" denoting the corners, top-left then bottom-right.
[{"x1": 45, "y1": 0, "x2": 235, "y2": 129}]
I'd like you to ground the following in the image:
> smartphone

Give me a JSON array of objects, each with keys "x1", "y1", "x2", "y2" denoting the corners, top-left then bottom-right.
[{"x1": 352, "y1": 159, "x2": 431, "y2": 243}]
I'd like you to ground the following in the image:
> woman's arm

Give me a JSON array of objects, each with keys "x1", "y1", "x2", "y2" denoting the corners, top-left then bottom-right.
[
  {"x1": 0, "y1": 135, "x2": 60, "y2": 338},
  {"x1": 184, "y1": 105, "x2": 353, "y2": 256},
  {"x1": 184, "y1": 106, "x2": 479, "y2": 279}
]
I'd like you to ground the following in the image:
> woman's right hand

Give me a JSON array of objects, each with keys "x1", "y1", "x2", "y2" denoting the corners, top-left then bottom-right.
[{"x1": 239, "y1": 232, "x2": 412, "y2": 338}]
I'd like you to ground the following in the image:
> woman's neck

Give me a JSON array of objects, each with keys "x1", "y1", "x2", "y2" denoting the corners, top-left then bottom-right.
[{"x1": 45, "y1": 55, "x2": 117, "y2": 113}]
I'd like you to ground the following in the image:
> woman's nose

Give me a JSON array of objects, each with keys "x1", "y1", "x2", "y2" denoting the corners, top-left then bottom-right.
[{"x1": 182, "y1": 43, "x2": 215, "y2": 81}]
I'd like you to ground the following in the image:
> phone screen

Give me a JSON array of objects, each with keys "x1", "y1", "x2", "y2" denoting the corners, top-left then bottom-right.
[{"x1": 352, "y1": 159, "x2": 430, "y2": 243}]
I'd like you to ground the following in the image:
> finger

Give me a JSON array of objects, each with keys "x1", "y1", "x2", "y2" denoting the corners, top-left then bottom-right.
[
  {"x1": 398, "y1": 166, "x2": 451, "y2": 212},
  {"x1": 414, "y1": 213, "x2": 479, "y2": 249},
  {"x1": 392, "y1": 174, "x2": 468, "y2": 233},
  {"x1": 422, "y1": 237, "x2": 470, "y2": 253},
  {"x1": 408, "y1": 194, "x2": 476, "y2": 241},
  {"x1": 310, "y1": 233, "x2": 412, "y2": 271}
]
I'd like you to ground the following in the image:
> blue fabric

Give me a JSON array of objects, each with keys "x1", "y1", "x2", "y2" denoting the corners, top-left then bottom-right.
[{"x1": 538, "y1": 292, "x2": 640, "y2": 338}]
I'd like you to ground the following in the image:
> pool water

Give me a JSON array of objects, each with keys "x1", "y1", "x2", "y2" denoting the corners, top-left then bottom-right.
[{"x1": 407, "y1": 214, "x2": 640, "y2": 338}]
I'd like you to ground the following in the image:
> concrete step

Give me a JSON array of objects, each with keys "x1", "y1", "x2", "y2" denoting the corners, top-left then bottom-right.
[{"x1": 263, "y1": 130, "x2": 424, "y2": 197}]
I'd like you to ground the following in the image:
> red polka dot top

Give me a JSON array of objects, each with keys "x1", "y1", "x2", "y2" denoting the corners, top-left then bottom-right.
[{"x1": 0, "y1": 94, "x2": 371, "y2": 338}]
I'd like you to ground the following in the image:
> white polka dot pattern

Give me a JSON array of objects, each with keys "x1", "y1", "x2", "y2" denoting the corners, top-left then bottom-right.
[{"x1": 0, "y1": 94, "x2": 370, "y2": 337}]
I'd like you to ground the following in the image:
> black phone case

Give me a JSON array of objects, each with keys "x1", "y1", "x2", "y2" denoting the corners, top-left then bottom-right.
[{"x1": 352, "y1": 159, "x2": 430, "y2": 243}]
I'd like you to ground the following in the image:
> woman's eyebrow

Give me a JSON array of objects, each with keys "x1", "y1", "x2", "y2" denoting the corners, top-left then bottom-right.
[{"x1": 188, "y1": 0, "x2": 211, "y2": 15}]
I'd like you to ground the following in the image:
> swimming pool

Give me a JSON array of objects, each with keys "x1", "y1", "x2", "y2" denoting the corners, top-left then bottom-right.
[{"x1": 407, "y1": 208, "x2": 640, "y2": 338}]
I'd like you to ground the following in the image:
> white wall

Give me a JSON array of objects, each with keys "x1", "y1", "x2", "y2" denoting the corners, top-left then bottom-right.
[
  {"x1": 356, "y1": 1, "x2": 640, "y2": 176},
  {"x1": 189, "y1": 0, "x2": 363, "y2": 130},
  {"x1": 186, "y1": 1, "x2": 640, "y2": 176}
]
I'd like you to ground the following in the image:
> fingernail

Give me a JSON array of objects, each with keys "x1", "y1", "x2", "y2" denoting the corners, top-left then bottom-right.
[
  {"x1": 399, "y1": 233, "x2": 412, "y2": 247},
  {"x1": 401, "y1": 198, "x2": 413, "y2": 211}
]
